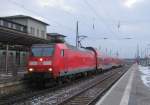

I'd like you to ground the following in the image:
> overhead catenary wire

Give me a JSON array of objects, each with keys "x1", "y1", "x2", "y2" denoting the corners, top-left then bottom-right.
[
  {"x1": 94, "y1": 0, "x2": 121, "y2": 33},
  {"x1": 7, "y1": 0, "x2": 133, "y2": 42},
  {"x1": 82, "y1": 0, "x2": 116, "y2": 35},
  {"x1": 6, "y1": 0, "x2": 76, "y2": 32}
]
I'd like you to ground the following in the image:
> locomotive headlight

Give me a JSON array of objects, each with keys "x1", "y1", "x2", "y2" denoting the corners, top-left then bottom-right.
[
  {"x1": 48, "y1": 68, "x2": 52, "y2": 72},
  {"x1": 39, "y1": 58, "x2": 43, "y2": 62},
  {"x1": 29, "y1": 68, "x2": 34, "y2": 72}
]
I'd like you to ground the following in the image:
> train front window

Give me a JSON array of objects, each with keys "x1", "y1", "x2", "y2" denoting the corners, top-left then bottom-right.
[{"x1": 31, "y1": 47, "x2": 54, "y2": 57}]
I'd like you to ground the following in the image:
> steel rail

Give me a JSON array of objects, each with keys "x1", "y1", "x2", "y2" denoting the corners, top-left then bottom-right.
[{"x1": 58, "y1": 67, "x2": 127, "y2": 105}]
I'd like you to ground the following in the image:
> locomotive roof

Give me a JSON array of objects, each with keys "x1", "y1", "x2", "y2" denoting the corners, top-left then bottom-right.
[
  {"x1": 32, "y1": 44, "x2": 54, "y2": 47},
  {"x1": 66, "y1": 44, "x2": 93, "y2": 52},
  {"x1": 32, "y1": 43, "x2": 94, "y2": 53}
]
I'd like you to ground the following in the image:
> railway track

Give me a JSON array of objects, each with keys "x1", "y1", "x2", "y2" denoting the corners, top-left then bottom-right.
[
  {"x1": 0, "y1": 64, "x2": 130, "y2": 105},
  {"x1": 0, "y1": 80, "x2": 69, "y2": 105},
  {"x1": 58, "y1": 66, "x2": 127, "y2": 105}
]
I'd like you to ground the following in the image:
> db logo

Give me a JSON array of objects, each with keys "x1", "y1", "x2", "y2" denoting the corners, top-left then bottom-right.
[{"x1": 38, "y1": 62, "x2": 43, "y2": 65}]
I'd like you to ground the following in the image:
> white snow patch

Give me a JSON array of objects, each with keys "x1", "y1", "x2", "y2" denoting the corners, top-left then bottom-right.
[{"x1": 139, "y1": 65, "x2": 150, "y2": 88}]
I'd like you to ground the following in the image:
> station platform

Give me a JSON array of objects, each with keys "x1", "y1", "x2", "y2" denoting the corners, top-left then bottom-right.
[
  {"x1": 0, "y1": 71, "x2": 25, "y2": 84},
  {"x1": 0, "y1": 71, "x2": 26, "y2": 91},
  {"x1": 0, "y1": 71, "x2": 26, "y2": 96},
  {"x1": 96, "y1": 63, "x2": 150, "y2": 105}
]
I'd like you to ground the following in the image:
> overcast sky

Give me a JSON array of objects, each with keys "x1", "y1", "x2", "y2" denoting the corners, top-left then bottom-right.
[{"x1": 1, "y1": 0, "x2": 150, "y2": 58}]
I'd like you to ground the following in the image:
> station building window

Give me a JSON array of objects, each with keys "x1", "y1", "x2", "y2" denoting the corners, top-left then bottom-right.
[
  {"x1": 30, "y1": 27, "x2": 35, "y2": 35},
  {"x1": 37, "y1": 29, "x2": 39, "y2": 37},
  {"x1": 20, "y1": 27, "x2": 24, "y2": 31},
  {"x1": 30, "y1": 27, "x2": 32, "y2": 34},
  {"x1": 32, "y1": 28, "x2": 35, "y2": 35},
  {"x1": 13, "y1": 24, "x2": 16, "y2": 29},
  {"x1": 41, "y1": 30, "x2": 45, "y2": 38},
  {"x1": 16, "y1": 25, "x2": 21, "y2": 31},
  {"x1": 3, "y1": 21, "x2": 8, "y2": 27},
  {"x1": 0, "y1": 20, "x2": 3, "y2": 26},
  {"x1": 8, "y1": 23, "x2": 12, "y2": 28},
  {"x1": 10, "y1": 23, "x2": 14, "y2": 28}
]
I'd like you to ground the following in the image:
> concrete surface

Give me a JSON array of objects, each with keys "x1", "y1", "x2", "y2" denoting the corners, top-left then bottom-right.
[{"x1": 96, "y1": 64, "x2": 150, "y2": 105}]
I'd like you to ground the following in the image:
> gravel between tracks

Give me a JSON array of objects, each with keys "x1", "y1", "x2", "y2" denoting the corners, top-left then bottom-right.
[{"x1": 12, "y1": 64, "x2": 130, "y2": 105}]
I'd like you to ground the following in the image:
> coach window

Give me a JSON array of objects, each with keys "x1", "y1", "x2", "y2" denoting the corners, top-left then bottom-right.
[{"x1": 61, "y1": 49, "x2": 64, "y2": 57}]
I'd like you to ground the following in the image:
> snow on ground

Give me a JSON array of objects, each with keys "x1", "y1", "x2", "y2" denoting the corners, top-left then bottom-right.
[{"x1": 139, "y1": 65, "x2": 150, "y2": 88}]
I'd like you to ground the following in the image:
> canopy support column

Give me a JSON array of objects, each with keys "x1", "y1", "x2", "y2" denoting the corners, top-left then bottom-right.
[{"x1": 5, "y1": 44, "x2": 9, "y2": 73}]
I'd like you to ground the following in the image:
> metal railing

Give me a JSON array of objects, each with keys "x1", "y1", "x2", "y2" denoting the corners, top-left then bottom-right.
[{"x1": 0, "y1": 18, "x2": 27, "y2": 33}]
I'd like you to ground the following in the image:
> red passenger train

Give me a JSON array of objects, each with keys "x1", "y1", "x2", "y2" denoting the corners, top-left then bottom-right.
[{"x1": 26, "y1": 43, "x2": 122, "y2": 82}]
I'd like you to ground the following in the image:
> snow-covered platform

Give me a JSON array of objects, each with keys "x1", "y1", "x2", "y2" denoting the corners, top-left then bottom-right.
[{"x1": 96, "y1": 63, "x2": 150, "y2": 105}]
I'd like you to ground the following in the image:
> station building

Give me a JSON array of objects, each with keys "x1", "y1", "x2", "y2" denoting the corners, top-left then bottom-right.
[
  {"x1": 2, "y1": 15, "x2": 48, "y2": 39},
  {"x1": 0, "y1": 15, "x2": 49, "y2": 75}
]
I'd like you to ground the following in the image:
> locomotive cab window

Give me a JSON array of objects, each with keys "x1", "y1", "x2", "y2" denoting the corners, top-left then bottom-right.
[
  {"x1": 31, "y1": 47, "x2": 54, "y2": 57},
  {"x1": 61, "y1": 49, "x2": 64, "y2": 57}
]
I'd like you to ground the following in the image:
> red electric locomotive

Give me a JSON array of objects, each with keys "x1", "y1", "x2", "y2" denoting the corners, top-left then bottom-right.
[
  {"x1": 27, "y1": 43, "x2": 101, "y2": 80},
  {"x1": 26, "y1": 43, "x2": 122, "y2": 83}
]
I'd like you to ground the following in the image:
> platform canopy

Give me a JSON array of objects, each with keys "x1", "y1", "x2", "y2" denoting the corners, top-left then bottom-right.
[{"x1": 0, "y1": 26, "x2": 49, "y2": 46}]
